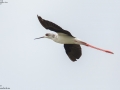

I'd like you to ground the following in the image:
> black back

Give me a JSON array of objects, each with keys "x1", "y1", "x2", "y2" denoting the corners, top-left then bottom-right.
[
  {"x1": 64, "y1": 44, "x2": 82, "y2": 61},
  {"x1": 37, "y1": 15, "x2": 74, "y2": 37}
]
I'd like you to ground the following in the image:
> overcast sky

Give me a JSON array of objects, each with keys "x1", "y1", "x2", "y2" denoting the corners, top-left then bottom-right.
[{"x1": 0, "y1": 0, "x2": 120, "y2": 90}]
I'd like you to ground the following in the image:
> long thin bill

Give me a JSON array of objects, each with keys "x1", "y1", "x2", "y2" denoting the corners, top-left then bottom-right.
[
  {"x1": 86, "y1": 43, "x2": 114, "y2": 54},
  {"x1": 34, "y1": 37, "x2": 44, "y2": 40}
]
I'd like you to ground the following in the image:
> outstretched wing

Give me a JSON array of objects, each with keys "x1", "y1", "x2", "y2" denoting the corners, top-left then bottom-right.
[
  {"x1": 64, "y1": 44, "x2": 82, "y2": 61},
  {"x1": 37, "y1": 15, "x2": 74, "y2": 37}
]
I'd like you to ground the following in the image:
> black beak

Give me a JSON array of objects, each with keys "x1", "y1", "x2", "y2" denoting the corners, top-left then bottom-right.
[{"x1": 34, "y1": 36, "x2": 44, "y2": 40}]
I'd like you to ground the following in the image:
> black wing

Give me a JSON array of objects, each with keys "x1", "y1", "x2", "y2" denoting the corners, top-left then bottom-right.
[
  {"x1": 64, "y1": 44, "x2": 82, "y2": 62},
  {"x1": 37, "y1": 15, "x2": 74, "y2": 37}
]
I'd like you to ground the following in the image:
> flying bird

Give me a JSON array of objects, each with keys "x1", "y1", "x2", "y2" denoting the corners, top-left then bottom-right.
[{"x1": 35, "y1": 15, "x2": 114, "y2": 62}]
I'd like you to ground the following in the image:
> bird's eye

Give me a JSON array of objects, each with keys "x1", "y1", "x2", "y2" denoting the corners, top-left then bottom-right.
[{"x1": 46, "y1": 34, "x2": 49, "y2": 36}]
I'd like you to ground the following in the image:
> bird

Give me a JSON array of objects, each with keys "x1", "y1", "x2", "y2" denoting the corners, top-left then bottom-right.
[{"x1": 35, "y1": 15, "x2": 114, "y2": 62}]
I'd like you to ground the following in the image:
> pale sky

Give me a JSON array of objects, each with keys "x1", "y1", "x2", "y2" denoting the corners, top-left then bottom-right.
[{"x1": 0, "y1": 0, "x2": 120, "y2": 90}]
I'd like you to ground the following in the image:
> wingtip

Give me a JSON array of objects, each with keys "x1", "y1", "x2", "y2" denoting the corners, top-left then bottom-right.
[
  {"x1": 37, "y1": 15, "x2": 41, "y2": 18},
  {"x1": 37, "y1": 15, "x2": 42, "y2": 19}
]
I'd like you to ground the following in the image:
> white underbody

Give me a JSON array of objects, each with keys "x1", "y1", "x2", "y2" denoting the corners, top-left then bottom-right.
[{"x1": 51, "y1": 34, "x2": 83, "y2": 45}]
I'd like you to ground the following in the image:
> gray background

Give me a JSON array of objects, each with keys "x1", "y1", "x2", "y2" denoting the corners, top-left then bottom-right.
[{"x1": 0, "y1": 0, "x2": 120, "y2": 90}]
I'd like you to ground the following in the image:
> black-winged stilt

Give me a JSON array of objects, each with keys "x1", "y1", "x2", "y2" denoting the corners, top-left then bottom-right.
[{"x1": 35, "y1": 15, "x2": 114, "y2": 61}]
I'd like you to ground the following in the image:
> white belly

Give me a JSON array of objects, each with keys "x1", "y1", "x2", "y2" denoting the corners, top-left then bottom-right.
[{"x1": 53, "y1": 36, "x2": 75, "y2": 44}]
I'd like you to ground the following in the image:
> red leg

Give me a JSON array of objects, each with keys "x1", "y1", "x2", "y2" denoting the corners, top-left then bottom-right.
[{"x1": 81, "y1": 42, "x2": 114, "y2": 54}]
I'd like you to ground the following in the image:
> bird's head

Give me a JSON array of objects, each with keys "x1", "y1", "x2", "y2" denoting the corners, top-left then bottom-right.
[{"x1": 34, "y1": 33, "x2": 55, "y2": 40}]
